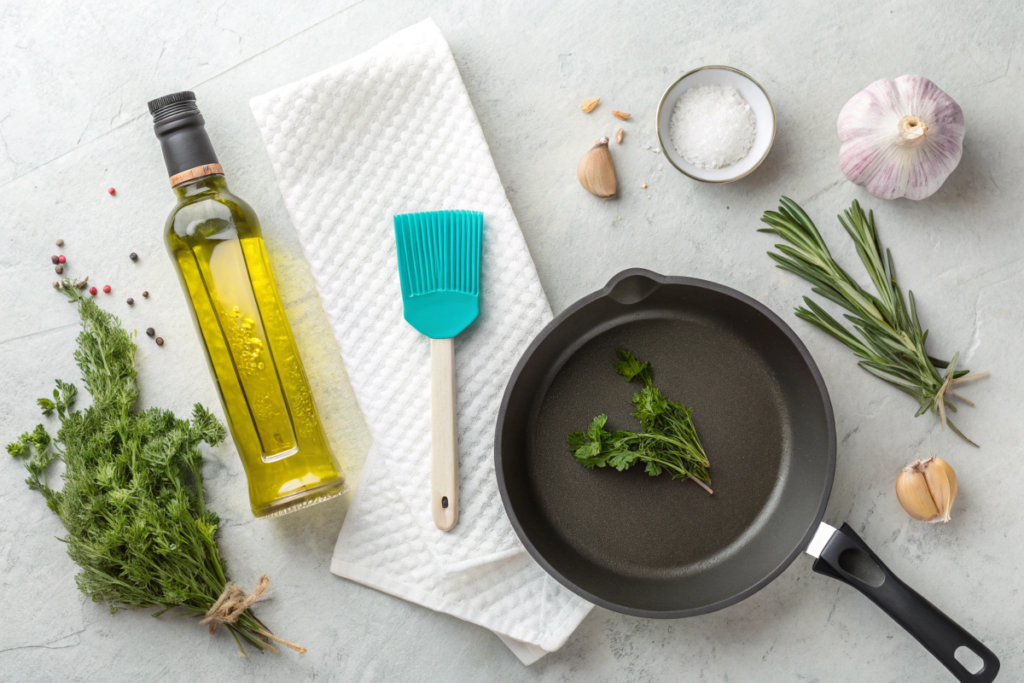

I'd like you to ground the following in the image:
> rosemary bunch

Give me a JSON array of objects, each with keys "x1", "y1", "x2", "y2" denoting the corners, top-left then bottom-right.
[
  {"x1": 568, "y1": 351, "x2": 712, "y2": 493},
  {"x1": 6, "y1": 281, "x2": 301, "y2": 656},
  {"x1": 759, "y1": 198, "x2": 987, "y2": 445}
]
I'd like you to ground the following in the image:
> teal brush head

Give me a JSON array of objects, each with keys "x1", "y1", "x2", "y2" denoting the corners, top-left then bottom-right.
[{"x1": 394, "y1": 210, "x2": 483, "y2": 339}]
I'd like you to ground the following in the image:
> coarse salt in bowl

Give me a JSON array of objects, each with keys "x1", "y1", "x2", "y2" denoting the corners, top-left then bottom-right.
[{"x1": 657, "y1": 66, "x2": 776, "y2": 183}]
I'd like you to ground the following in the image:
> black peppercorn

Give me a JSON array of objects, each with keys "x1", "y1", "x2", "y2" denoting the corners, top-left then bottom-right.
[
  {"x1": 55, "y1": 264, "x2": 63, "y2": 274},
  {"x1": 155, "y1": 337, "x2": 164, "y2": 346},
  {"x1": 127, "y1": 298, "x2": 134, "y2": 305},
  {"x1": 146, "y1": 327, "x2": 155, "y2": 337},
  {"x1": 51, "y1": 255, "x2": 60, "y2": 264},
  {"x1": 130, "y1": 252, "x2": 139, "y2": 262},
  {"x1": 55, "y1": 239, "x2": 64, "y2": 247},
  {"x1": 142, "y1": 291, "x2": 149, "y2": 298}
]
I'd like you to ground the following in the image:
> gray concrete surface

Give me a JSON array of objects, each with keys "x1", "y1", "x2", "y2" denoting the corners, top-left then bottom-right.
[{"x1": 1, "y1": 1, "x2": 1021, "y2": 680}]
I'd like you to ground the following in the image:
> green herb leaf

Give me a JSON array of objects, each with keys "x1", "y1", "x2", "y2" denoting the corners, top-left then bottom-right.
[{"x1": 614, "y1": 349, "x2": 652, "y2": 385}]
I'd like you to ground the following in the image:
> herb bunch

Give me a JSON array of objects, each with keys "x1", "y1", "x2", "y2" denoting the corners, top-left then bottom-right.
[
  {"x1": 6, "y1": 281, "x2": 300, "y2": 656},
  {"x1": 760, "y1": 197, "x2": 987, "y2": 445},
  {"x1": 568, "y1": 350, "x2": 712, "y2": 493}
]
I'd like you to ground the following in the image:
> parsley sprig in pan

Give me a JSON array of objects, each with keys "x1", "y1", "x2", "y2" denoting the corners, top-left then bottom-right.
[
  {"x1": 568, "y1": 351, "x2": 713, "y2": 493},
  {"x1": 760, "y1": 198, "x2": 988, "y2": 446},
  {"x1": 6, "y1": 281, "x2": 304, "y2": 656}
]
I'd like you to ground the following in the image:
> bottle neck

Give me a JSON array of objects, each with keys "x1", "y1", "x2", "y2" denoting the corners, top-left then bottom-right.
[
  {"x1": 173, "y1": 174, "x2": 228, "y2": 201},
  {"x1": 153, "y1": 105, "x2": 221, "y2": 187}
]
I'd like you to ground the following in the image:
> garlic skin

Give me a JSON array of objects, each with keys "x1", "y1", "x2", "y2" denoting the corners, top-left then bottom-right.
[
  {"x1": 577, "y1": 137, "x2": 617, "y2": 198},
  {"x1": 896, "y1": 457, "x2": 958, "y2": 523},
  {"x1": 838, "y1": 76, "x2": 965, "y2": 200}
]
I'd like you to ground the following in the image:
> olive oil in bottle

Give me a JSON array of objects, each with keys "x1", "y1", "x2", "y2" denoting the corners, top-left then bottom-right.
[{"x1": 149, "y1": 91, "x2": 344, "y2": 518}]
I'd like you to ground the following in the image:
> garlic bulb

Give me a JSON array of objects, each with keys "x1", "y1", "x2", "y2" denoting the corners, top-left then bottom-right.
[
  {"x1": 896, "y1": 457, "x2": 958, "y2": 523},
  {"x1": 577, "y1": 137, "x2": 617, "y2": 198},
  {"x1": 838, "y1": 76, "x2": 965, "y2": 200}
]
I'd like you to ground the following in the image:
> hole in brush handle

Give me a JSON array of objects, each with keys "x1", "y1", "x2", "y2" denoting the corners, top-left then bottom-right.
[{"x1": 442, "y1": 496, "x2": 449, "y2": 509}]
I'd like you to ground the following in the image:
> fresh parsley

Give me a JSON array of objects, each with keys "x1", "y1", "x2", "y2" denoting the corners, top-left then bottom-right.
[{"x1": 567, "y1": 350, "x2": 713, "y2": 493}]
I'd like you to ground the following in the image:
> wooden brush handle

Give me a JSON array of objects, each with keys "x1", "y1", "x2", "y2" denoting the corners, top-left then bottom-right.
[{"x1": 431, "y1": 338, "x2": 459, "y2": 531}]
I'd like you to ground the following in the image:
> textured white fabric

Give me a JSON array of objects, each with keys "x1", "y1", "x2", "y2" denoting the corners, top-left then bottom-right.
[{"x1": 250, "y1": 18, "x2": 592, "y2": 664}]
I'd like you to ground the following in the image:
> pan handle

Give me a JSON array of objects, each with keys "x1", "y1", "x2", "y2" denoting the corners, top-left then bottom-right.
[{"x1": 812, "y1": 523, "x2": 999, "y2": 682}]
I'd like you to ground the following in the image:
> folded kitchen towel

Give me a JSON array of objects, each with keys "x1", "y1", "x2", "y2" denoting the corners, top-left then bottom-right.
[{"x1": 250, "y1": 18, "x2": 592, "y2": 664}]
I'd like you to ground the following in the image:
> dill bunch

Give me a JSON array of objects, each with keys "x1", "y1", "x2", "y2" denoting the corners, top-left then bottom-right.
[
  {"x1": 6, "y1": 281, "x2": 302, "y2": 656},
  {"x1": 759, "y1": 198, "x2": 988, "y2": 445},
  {"x1": 568, "y1": 350, "x2": 713, "y2": 493}
]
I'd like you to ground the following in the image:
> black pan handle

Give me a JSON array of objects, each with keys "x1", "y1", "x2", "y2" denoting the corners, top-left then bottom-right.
[{"x1": 813, "y1": 523, "x2": 999, "y2": 682}]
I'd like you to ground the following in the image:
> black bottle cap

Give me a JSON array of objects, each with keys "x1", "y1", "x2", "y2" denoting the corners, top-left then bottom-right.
[{"x1": 148, "y1": 91, "x2": 221, "y2": 184}]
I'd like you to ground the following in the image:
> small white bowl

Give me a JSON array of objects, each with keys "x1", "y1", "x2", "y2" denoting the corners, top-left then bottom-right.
[{"x1": 656, "y1": 66, "x2": 776, "y2": 183}]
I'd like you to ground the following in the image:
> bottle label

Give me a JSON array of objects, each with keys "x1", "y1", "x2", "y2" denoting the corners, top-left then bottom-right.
[{"x1": 170, "y1": 163, "x2": 224, "y2": 188}]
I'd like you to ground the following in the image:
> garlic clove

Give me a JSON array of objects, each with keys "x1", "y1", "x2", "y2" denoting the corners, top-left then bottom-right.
[
  {"x1": 925, "y1": 457, "x2": 958, "y2": 522},
  {"x1": 577, "y1": 137, "x2": 617, "y2": 198},
  {"x1": 896, "y1": 466, "x2": 940, "y2": 521},
  {"x1": 895, "y1": 457, "x2": 958, "y2": 523},
  {"x1": 837, "y1": 75, "x2": 965, "y2": 201}
]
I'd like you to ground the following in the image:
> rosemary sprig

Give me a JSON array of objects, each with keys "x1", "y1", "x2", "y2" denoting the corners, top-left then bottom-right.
[{"x1": 759, "y1": 197, "x2": 988, "y2": 446}]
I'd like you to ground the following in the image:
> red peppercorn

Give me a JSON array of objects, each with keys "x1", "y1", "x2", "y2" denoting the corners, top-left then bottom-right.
[
  {"x1": 58, "y1": 255, "x2": 66, "y2": 264},
  {"x1": 89, "y1": 287, "x2": 98, "y2": 296},
  {"x1": 102, "y1": 284, "x2": 111, "y2": 294},
  {"x1": 108, "y1": 188, "x2": 116, "y2": 196}
]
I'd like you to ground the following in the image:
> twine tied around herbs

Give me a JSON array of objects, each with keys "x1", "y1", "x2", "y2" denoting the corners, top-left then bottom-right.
[{"x1": 200, "y1": 574, "x2": 307, "y2": 656}]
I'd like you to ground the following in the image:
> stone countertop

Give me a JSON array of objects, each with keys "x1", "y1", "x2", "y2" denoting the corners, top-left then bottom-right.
[{"x1": 1, "y1": 1, "x2": 1021, "y2": 680}]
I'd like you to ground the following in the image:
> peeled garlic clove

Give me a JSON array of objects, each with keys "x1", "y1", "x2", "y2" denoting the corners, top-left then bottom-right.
[
  {"x1": 838, "y1": 75, "x2": 965, "y2": 200},
  {"x1": 896, "y1": 457, "x2": 958, "y2": 522},
  {"x1": 577, "y1": 137, "x2": 617, "y2": 198}
]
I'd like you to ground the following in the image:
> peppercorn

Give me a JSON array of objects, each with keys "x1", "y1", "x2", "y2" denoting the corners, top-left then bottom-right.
[
  {"x1": 155, "y1": 337, "x2": 164, "y2": 347},
  {"x1": 102, "y1": 284, "x2": 111, "y2": 294},
  {"x1": 55, "y1": 239, "x2": 64, "y2": 247},
  {"x1": 50, "y1": 255, "x2": 60, "y2": 264},
  {"x1": 55, "y1": 264, "x2": 63, "y2": 274},
  {"x1": 127, "y1": 297, "x2": 134, "y2": 305},
  {"x1": 76, "y1": 279, "x2": 88, "y2": 290},
  {"x1": 108, "y1": 188, "x2": 116, "y2": 196},
  {"x1": 129, "y1": 252, "x2": 138, "y2": 262},
  {"x1": 142, "y1": 291, "x2": 149, "y2": 298},
  {"x1": 89, "y1": 287, "x2": 98, "y2": 296},
  {"x1": 58, "y1": 255, "x2": 66, "y2": 264},
  {"x1": 146, "y1": 327, "x2": 155, "y2": 337},
  {"x1": 53, "y1": 281, "x2": 60, "y2": 289}
]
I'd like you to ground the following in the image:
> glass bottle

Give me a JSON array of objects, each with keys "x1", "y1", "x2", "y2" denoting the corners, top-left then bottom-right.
[{"x1": 149, "y1": 91, "x2": 344, "y2": 518}]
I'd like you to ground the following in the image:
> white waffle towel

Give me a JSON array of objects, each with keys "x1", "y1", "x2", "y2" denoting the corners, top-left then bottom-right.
[{"x1": 250, "y1": 18, "x2": 592, "y2": 664}]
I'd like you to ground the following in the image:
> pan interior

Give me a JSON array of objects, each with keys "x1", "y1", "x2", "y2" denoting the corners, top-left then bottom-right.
[
  {"x1": 500, "y1": 282, "x2": 832, "y2": 616},
  {"x1": 530, "y1": 315, "x2": 788, "y2": 577}
]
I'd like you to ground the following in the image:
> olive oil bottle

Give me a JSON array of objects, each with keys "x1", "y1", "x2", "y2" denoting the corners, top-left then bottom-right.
[{"x1": 149, "y1": 91, "x2": 344, "y2": 518}]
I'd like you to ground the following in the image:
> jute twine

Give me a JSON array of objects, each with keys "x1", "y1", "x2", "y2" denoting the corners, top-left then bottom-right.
[{"x1": 200, "y1": 574, "x2": 307, "y2": 655}]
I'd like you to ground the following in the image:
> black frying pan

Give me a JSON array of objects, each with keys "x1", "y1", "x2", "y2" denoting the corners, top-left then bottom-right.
[{"x1": 495, "y1": 269, "x2": 999, "y2": 682}]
